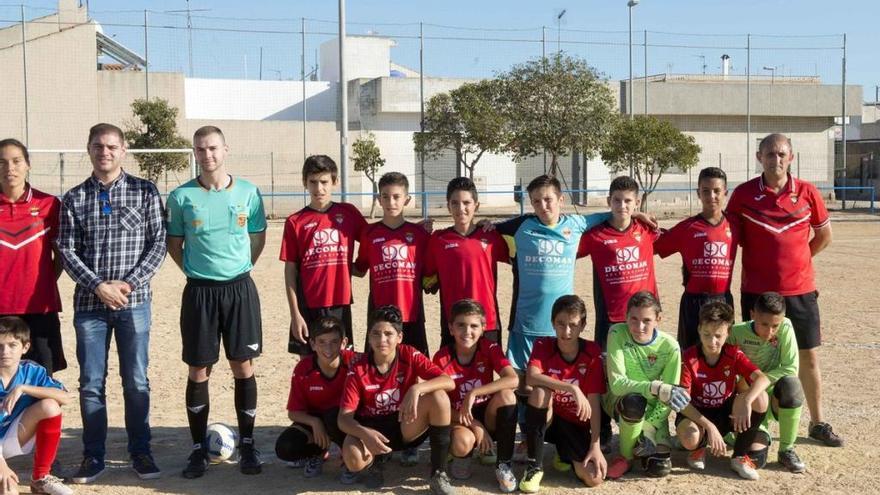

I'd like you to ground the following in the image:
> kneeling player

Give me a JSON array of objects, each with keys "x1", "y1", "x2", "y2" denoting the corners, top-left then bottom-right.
[
  {"x1": 519, "y1": 295, "x2": 607, "y2": 493},
  {"x1": 432, "y1": 299, "x2": 518, "y2": 491},
  {"x1": 677, "y1": 302, "x2": 771, "y2": 480},
  {"x1": 275, "y1": 316, "x2": 357, "y2": 479},
  {"x1": 605, "y1": 292, "x2": 687, "y2": 479},
  {"x1": 338, "y1": 306, "x2": 457, "y2": 495},
  {"x1": 0, "y1": 317, "x2": 72, "y2": 495},
  {"x1": 729, "y1": 292, "x2": 807, "y2": 473}
]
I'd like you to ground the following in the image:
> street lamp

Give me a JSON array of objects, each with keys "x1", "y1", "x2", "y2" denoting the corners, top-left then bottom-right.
[
  {"x1": 762, "y1": 65, "x2": 777, "y2": 84},
  {"x1": 556, "y1": 9, "x2": 566, "y2": 54},
  {"x1": 628, "y1": 0, "x2": 639, "y2": 120}
]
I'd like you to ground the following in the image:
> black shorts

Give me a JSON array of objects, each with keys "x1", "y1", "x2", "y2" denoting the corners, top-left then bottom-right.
[
  {"x1": 180, "y1": 274, "x2": 262, "y2": 366},
  {"x1": 545, "y1": 415, "x2": 591, "y2": 464},
  {"x1": 675, "y1": 397, "x2": 734, "y2": 437},
  {"x1": 678, "y1": 292, "x2": 734, "y2": 350},
  {"x1": 742, "y1": 291, "x2": 820, "y2": 350},
  {"x1": 0, "y1": 312, "x2": 67, "y2": 373},
  {"x1": 439, "y1": 310, "x2": 502, "y2": 349},
  {"x1": 355, "y1": 413, "x2": 428, "y2": 452},
  {"x1": 292, "y1": 409, "x2": 347, "y2": 447},
  {"x1": 288, "y1": 304, "x2": 353, "y2": 356}
]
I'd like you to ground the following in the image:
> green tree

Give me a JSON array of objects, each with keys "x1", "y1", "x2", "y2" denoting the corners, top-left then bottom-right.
[
  {"x1": 601, "y1": 115, "x2": 702, "y2": 212},
  {"x1": 123, "y1": 98, "x2": 191, "y2": 183},
  {"x1": 413, "y1": 79, "x2": 508, "y2": 179},
  {"x1": 352, "y1": 132, "x2": 386, "y2": 218},
  {"x1": 498, "y1": 53, "x2": 616, "y2": 176}
]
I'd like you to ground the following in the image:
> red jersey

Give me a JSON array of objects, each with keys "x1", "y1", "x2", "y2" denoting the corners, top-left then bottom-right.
[
  {"x1": 654, "y1": 214, "x2": 737, "y2": 294},
  {"x1": 286, "y1": 349, "x2": 358, "y2": 414},
  {"x1": 0, "y1": 186, "x2": 62, "y2": 314},
  {"x1": 680, "y1": 344, "x2": 758, "y2": 409},
  {"x1": 527, "y1": 337, "x2": 605, "y2": 425},
  {"x1": 726, "y1": 174, "x2": 829, "y2": 295},
  {"x1": 279, "y1": 202, "x2": 367, "y2": 308},
  {"x1": 355, "y1": 221, "x2": 429, "y2": 322},
  {"x1": 577, "y1": 220, "x2": 660, "y2": 322},
  {"x1": 432, "y1": 338, "x2": 511, "y2": 410},
  {"x1": 424, "y1": 227, "x2": 509, "y2": 330},
  {"x1": 340, "y1": 344, "x2": 444, "y2": 417}
]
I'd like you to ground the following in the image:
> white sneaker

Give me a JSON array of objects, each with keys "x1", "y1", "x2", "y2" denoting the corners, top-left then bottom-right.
[
  {"x1": 31, "y1": 475, "x2": 74, "y2": 495},
  {"x1": 495, "y1": 462, "x2": 517, "y2": 493},
  {"x1": 687, "y1": 447, "x2": 706, "y2": 470},
  {"x1": 731, "y1": 455, "x2": 760, "y2": 480}
]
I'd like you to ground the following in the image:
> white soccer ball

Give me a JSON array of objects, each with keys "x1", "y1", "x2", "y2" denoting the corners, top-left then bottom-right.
[{"x1": 206, "y1": 423, "x2": 238, "y2": 463}]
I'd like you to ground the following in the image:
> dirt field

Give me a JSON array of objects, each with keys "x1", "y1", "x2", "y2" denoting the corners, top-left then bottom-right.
[{"x1": 11, "y1": 212, "x2": 880, "y2": 494}]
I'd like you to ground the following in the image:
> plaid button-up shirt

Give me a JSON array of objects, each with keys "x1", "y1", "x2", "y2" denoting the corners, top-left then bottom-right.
[{"x1": 57, "y1": 170, "x2": 166, "y2": 312}]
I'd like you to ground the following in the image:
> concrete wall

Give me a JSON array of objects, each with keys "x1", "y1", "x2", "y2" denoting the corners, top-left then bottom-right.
[{"x1": 184, "y1": 79, "x2": 338, "y2": 121}]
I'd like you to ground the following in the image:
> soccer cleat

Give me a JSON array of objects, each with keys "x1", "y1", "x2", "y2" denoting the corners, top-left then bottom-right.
[
  {"x1": 182, "y1": 448, "x2": 208, "y2": 479},
  {"x1": 686, "y1": 447, "x2": 706, "y2": 470},
  {"x1": 606, "y1": 455, "x2": 632, "y2": 480},
  {"x1": 360, "y1": 461, "x2": 385, "y2": 489},
  {"x1": 518, "y1": 466, "x2": 544, "y2": 493},
  {"x1": 400, "y1": 446, "x2": 419, "y2": 467},
  {"x1": 339, "y1": 464, "x2": 358, "y2": 484},
  {"x1": 642, "y1": 453, "x2": 672, "y2": 478},
  {"x1": 429, "y1": 470, "x2": 457, "y2": 495},
  {"x1": 809, "y1": 422, "x2": 844, "y2": 447},
  {"x1": 238, "y1": 442, "x2": 263, "y2": 475},
  {"x1": 67, "y1": 456, "x2": 106, "y2": 484},
  {"x1": 552, "y1": 454, "x2": 571, "y2": 472},
  {"x1": 131, "y1": 453, "x2": 162, "y2": 480},
  {"x1": 494, "y1": 462, "x2": 517, "y2": 493},
  {"x1": 303, "y1": 455, "x2": 324, "y2": 478},
  {"x1": 778, "y1": 448, "x2": 806, "y2": 473},
  {"x1": 730, "y1": 455, "x2": 760, "y2": 480},
  {"x1": 30, "y1": 474, "x2": 73, "y2": 495},
  {"x1": 449, "y1": 456, "x2": 472, "y2": 480},
  {"x1": 285, "y1": 458, "x2": 307, "y2": 468}
]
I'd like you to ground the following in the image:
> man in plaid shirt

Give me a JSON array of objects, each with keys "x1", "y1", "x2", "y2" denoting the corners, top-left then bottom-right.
[{"x1": 56, "y1": 123, "x2": 166, "y2": 484}]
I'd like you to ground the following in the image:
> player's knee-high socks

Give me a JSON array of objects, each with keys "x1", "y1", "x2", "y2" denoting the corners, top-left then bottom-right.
[
  {"x1": 234, "y1": 376, "x2": 258, "y2": 442},
  {"x1": 523, "y1": 405, "x2": 548, "y2": 468},
  {"x1": 777, "y1": 406, "x2": 802, "y2": 452},
  {"x1": 32, "y1": 414, "x2": 62, "y2": 480},
  {"x1": 495, "y1": 405, "x2": 517, "y2": 465},
  {"x1": 617, "y1": 418, "x2": 644, "y2": 460},
  {"x1": 428, "y1": 424, "x2": 452, "y2": 475},
  {"x1": 733, "y1": 410, "x2": 768, "y2": 457},
  {"x1": 186, "y1": 379, "x2": 210, "y2": 448}
]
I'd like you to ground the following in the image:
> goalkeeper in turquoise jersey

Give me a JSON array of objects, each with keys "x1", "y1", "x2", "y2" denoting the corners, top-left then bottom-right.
[
  {"x1": 728, "y1": 292, "x2": 806, "y2": 473},
  {"x1": 604, "y1": 292, "x2": 689, "y2": 479}
]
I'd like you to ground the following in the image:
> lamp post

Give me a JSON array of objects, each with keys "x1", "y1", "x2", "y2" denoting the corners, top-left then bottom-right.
[
  {"x1": 556, "y1": 9, "x2": 566, "y2": 54},
  {"x1": 628, "y1": 0, "x2": 639, "y2": 120},
  {"x1": 762, "y1": 65, "x2": 777, "y2": 84}
]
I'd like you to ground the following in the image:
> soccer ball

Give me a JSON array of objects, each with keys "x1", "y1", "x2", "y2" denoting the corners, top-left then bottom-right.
[{"x1": 206, "y1": 423, "x2": 238, "y2": 463}]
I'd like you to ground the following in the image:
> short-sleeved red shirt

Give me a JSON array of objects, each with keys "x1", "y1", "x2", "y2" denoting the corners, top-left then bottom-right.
[
  {"x1": 527, "y1": 337, "x2": 605, "y2": 425},
  {"x1": 286, "y1": 349, "x2": 358, "y2": 414},
  {"x1": 279, "y1": 202, "x2": 367, "y2": 309},
  {"x1": 726, "y1": 174, "x2": 829, "y2": 295},
  {"x1": 577, "y1": 220, "x2": 660, "y2": 322},
  {"x1": 654, "y1": 214, "x2": 737, "y2": 294},
  {"x1": 0, "y1": 186, "x2": 62, "y2": 314},
  {"x1": 424, "y1": 228, "x2": 509, "y2": 331},
  {"x1": 432, "y1": 338, "x2": 511, "y2": 410},
  {"x1": 340, "y1": 344, "x2": 443, "y2": 417},
  {"x1": 680, "y1": 344, "x2": 758, "y2": 409},
  {"x1": 355, "y1": 222, "x2": 429, "y2": 322}
]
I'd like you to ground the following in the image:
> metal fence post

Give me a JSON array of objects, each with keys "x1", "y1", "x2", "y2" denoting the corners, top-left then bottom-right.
[
  {"x1": 20, "y1": 5, "x2": 29, "y2": 145},
  {"x1": 59, "y1": 152, "x2": 64, "y2": 194},
  {"x1": 841, "y1": 33, "x2": 847, "y2": 209},
  {"x1": 270, "y1": 152, "x2": 276, "y2": 219},
  {"x1": 746, "y1": 33, "x2": 751, "y2": 181},
  {"x1": 644, "y1": 29, "x2": 648, "y2": 114},
  {"x1": 144, "y1": 10, "x2": 149, "y2": 100},
  {"x1": 419, "y1": 21, "x2": 426, "y2": 219},
  {"x1": 301, "y1": 17, "x2": 307, "y2": 162}
]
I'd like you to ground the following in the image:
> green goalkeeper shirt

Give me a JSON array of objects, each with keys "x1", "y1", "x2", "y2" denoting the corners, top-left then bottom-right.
[
  {"x1": 728, "y1": 318, "x2": 799, "y2": 385},
  {"x1": 606, "y1": 323, "x2": 681, "y2": 429}
]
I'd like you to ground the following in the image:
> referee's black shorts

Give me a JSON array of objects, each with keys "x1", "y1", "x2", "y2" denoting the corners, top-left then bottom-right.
[
  {"x1": 678, "y1": 292, "x2": 734, "y2": 350},
  {"x1": 741, "y1": 291, "x2": 821, "y2": 350},
  {"x1": 181, "y1": 273, "x2": 262, "y2": 366}
]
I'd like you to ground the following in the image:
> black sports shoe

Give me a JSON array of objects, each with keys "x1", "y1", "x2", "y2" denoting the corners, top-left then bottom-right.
[
  {"x1": 809, "y1": 422, "x2": 844, "y2": 447},
  {"x1": 239, "y1": 442, "x2": 263, "y2": 475},
  {"x1": 183, "y1": 447, "x2": 208, "y2": 479},
  {"x1": 642, "y1": 453, "x2": 672, "y2": 478},
  {"x1": 360, "y1": 460, "x2": 384, "y2": 489},
  {"x1": 131, "y1": 453, "x2": 162, "y2": 480},
  {"x1": 67, "y1": 456, "x2": 105, "y2": 484},
  {"x1": 778, "y1": 448, "x2": 806, "y2": 473}
]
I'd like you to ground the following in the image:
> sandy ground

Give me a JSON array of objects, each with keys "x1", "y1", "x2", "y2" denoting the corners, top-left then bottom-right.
[{"x1": 8, "y1": 211, "x2": 880, "y2": 494}]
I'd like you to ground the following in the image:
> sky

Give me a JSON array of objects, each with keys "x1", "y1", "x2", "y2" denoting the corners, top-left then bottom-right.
[{"x1": 6, "y1": 0, "x2": 880, "y2": 100}]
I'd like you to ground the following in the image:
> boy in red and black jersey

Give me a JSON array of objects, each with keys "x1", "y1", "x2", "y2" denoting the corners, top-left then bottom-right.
[
  {"x1": 432, "y1": 300, "x2": 518, "y2": 491},
  {"x1": 654, "y1": 167, "x2": 737, "y2": 349},
  {"x1": 676, "y1": 302, "x2": 771, "y2": 480},
  {"x1": 281, "y1": 155, "x2": 368, "y2": 355},
  {"x1": 275, "y1": 316, "x2": 358, "y2": 477},
  {"x1": 338, "y1": 306, "x2": 457, "y2": 494},
  {"x1": 354, "y1": 172, "x2": 430, "y2": 355},
  {"x1": 424, "y1": 178, "x2": 509, "y2": 347},
  {"x1": 520, "y1": 295, "x2": 607, "y2": 492}
]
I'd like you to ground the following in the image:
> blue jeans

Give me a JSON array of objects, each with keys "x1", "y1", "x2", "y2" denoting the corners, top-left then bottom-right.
[{"x1": 74, "y1": 302, "x2": 152, "y2": 459}]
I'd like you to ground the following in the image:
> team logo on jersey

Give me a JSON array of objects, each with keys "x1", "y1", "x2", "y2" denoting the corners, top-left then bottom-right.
[
  {"x1": 615, "y1": 246, "x2": 640, "y2": 263},
  {"x1": 646, "y1": 354, "x2": 657, "y2": 365},
  {"x1": 725, "y1": 228, "x2": 732, "y2": 238},
  {"x1": 769, "y1": 336, "x2": 779, "y2": 348},
  {"x1": 633, "y1": 232, "x2": 642, "y2": 242},
  {"x1": 703, "y1": 380, "x2": 727, "y2": 399},
  {"x1": 335, "y1": 213, "x2": 345, "y2": 224},
  {"x1": 476, "y1": 362, "x2": 486, "y2": 374},
  {"x1": 703, "y1": 241, "x2": 729, "y2": 258},
  {"x1": 480, "y1": 238, "x2": 489, "y2": 250},
  {"x1": 375, "y1": 388, "x2": 401, "y2": 409},
  {"x1": 405, "y1": 232, "x2": 414, "y2": 244},
  {"x1": 723, "y1": 366, "x2": 731, "y2": 377},
  {"x1": 237, "y1": 213, "x2": 247, "y2": 227},
  {"x1": 29, "y1": 206, "x2": 40, "y2": 217},
  {"x1": 192, "y1": 219, "x2": 203, "y2": 229},
  {"x1": 313, "y1": 228, "x2": 341, "y2": 246},
  {"x1": 382, "y1": 243, "x2": 409, "y2": 262},
  {"x1": 578, "y1": 364, "x2": 587, "y2": 375},
  {"x1": 790, "y1": 195, "x2": 798, "y2": 204},
  {"x1": 537, "y1": 239, "x2": 565, "y2": 256},
  {"x1": 562, "y1": 227, "x2": 572, "y2": 239},
  {"x1": 396, "y1": 372, "x2": 406, "y2": 384}
]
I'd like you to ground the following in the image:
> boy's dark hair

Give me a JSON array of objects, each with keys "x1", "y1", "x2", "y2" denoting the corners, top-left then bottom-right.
[
  {"x1": 526, "y1": 174, "x2": 561, "y2": 195},
  {"x1": 309, "y1": 315, "x2": 345, "y2": 341},
  {"x1": 378, "y1": 172, "x2": 409, "y2": 192},
  {"x1": 698, "y1": 301, "x2": 735, "y2": 329},
  {"x1": 450, "y1": 299, "x2": 486, "y2": 322},
  {"x1": 0, "y1": 316, "x2": 30, "y2": 345},
  {"x1": 609, "y1": 175, "x2": 639, "y2": 195},
  {"x1": 446, "y1": 177, "x2": 478, "y2": 202},
  {"x1": 0, "y1": 139, "x2": 29, "y2": 165},
  {"x1": 87, "y1": 123, "x2": 125, "y2": 146},
  {"x1": 627, "y1": 291, "x2": 662, "y2": 315},
  {"x1": 302, "y1": 155, "x2": 338, "y2": 184},
  {"x1": 193, "y1": 125, "x2": 226, "y2": 143},
  {"x1": 551, "y1": 295, "x2": 588, "y2": 322},
  {"x1": 753, "y1": 292, "x2": 786, "y2": 316},
  {"x1": 758, "y1": 133, "x2": 792, "y2": 154},
  {"x1": 368, "y1": 305, "x2": 403, "y2": 333},
  {"x1": 697, "y1": 167, "x2": 727, "y2": 186}
]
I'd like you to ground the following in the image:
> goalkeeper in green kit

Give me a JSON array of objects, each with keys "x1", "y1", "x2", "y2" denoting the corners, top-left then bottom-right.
[
  {"x1": 604, "y1": 292, "x2": 690, "y2": 479},
  {"x1": 728, "y1": 292, "x2": 806, "y2": 473}
]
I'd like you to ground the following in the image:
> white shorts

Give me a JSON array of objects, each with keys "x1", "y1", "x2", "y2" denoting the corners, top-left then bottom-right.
[{"x1": 0, "y1": 415, "x2": 34, "y2": 459}]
